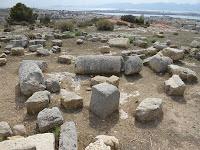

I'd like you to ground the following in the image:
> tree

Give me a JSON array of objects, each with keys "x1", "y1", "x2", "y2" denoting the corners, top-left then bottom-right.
[
  {"x1": 7, "y1": 3, "x2": 37, "y2": 24},
  {"x1": 40, "y1": 15, "x2": 51, "y2": 25}
]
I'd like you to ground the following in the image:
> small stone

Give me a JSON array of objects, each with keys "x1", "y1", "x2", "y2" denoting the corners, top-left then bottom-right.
[
  {"x1": 76, "y1": 39, "x2": 84, "y2": 44},
  {"x1": 98, "y1": 46, "x2": 110, "y2": 54},
  {"x1": 0, "y1": 53, "x2": 7, "y2": 58},
  {"x1": 45, "y1": 78, "x2": 60, "y2": 93},
  {"x1": 135, "y1": 98, "x2": 163, "y2": 122},
  {"x1": 0, "y1": 58, "x2": 7, "y2": 66},
  {"x1": 29, "y1": 44, "x2": 43, "y2": 52},
  {"x1": 95, "y1": 135, "x2": 119, "y2": 150},
  {"x1": 58, "y1": 55, "x2": 74, "y2": 64},
  {"x1": 91, "y1": 75, "x2": 120, "y2": 87},
  {"x1": 190, "y1": 40, "x2": 200, "y2": 48},
  {"x1": 51, "y1": 46, "x2": 61, "y2": 53},
  {"x1": 36, "y1": 48, "x2": 51, "y2": 56},
  {"x1": 11, "y1": 47, "x2": 24, "y2": 56},
  {"x1": 161, "y1": 48, "x2": 184, "y2": 61},
  {"x1": 85, "y1": 140, "x2": 111, "y2": 150},
  {"x1": 52, "y1": 39, "x2": 62, "y2": 47},
  {"x1": 164, "y1": 75, "x2": 186, "y2": 96},
  {"x1": 0, "y1": 121, "x2": 13, "y2": 138},
  {"x1": 60, "y1": 89, "x2": 83, "y2": 110},
  {"x1": 13, "y1": 124, "x2": 26, "y2": 136}
]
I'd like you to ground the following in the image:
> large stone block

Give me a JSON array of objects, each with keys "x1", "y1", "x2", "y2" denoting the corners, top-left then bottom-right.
[
  {"x1": 19, "y1": 61, "x2": 46, "y2": 96},
  {"x1": 161, "y1": 47, "x2": 184, "y2": 61},
  {"x1": 108, "y1": 38, "x2": 130, "y2": 48},
  {"x1": 0, "y1": 133, "x2": 55, "y2": 150},
  {"x1": 37, "y1": 107, "x2": 64, "y2": 132},
  {"x1": 60, "y1": 89, "x2": 83, "y2": 110},
  {"x1": 90, "y1": 83, "x2": 120, "y2": 119},
  {"x1": 135, "y1": 98, "x2": 163, "y2": 122},
  {"x1": 124, "y1": 56, "x2": 143, "y2": 75},
  {"x1": 164, "y1": 75, "x2": 186, "y2": 96},
  {"x1": 25, "y1": 91, "x2": 51, "y2": 115},
  {"x1": 75, "y1": 55, "x2": 123, "y2": 75},
  {"x1": 59, "y1": 121, "x2": 77, "y2": 150}
]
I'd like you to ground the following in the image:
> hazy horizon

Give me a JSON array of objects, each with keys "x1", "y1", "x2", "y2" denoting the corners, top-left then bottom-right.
[{"x1": 0, "y1": 0, "x2": 200, "y2": 9}]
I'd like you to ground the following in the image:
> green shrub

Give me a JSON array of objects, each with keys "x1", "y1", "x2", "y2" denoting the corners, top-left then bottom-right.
[
  {"x1": 56, "y1": 21, "x2": 74, "y2": 32},
  {"x1": 62, "y1": 32, "x2": 75, "y2": 39},
  {"x1": 128, "y1": 37, "x2": 135, "y2": 44},
  {"x1": 40, "y1": 15, "x2": 51, "y2": 25},
  {"x1": 95, "y1": 19, "x2": 114, "y2": 31},
  {"x1": 135, "y1": 15, "x2": 145, "y2": 25},
  {"x1": 121, "y1": 15, "x2": 136, "y2": 23},
  {"x1": 7, "y1": 3, "x2": 37, "y2": 24}
]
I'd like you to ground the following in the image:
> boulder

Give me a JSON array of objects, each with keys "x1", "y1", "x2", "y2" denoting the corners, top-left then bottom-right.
[
  {"x1": 95, "y1": 135, "x2": 119, "y2": 150},
  {"x1": 52, "y1": 39, "x2": 62, "y2": 47},
  {"x1": 59, "y1": 121, "x2": 77, "y2": 150},
  {"x1": 144, "y1": 47, "x2": 159, "y2": 56},
  {"x1": 76, "y1": 39, "x2": 84, "y2": 45},
  {"x1": 190, "y1": 40, "x2": 200, "y2": 48},
  {"x1": 45, "y1": 78, "x2": 60, "y2": 93},
  {"x1": 0, "y1": 133, "x2": 55, "y2": 150},
  {"x1": 37, "y1": 107, "x2": 64, "y2": 132},
  {"x1": 149, "y1": 55, "x2": 173, "y2": 73},
  {"x1": 60, "y1": 89, "x2": 83, "y2": 110},
  {"x1": 58, "y1": 55, "x2": 74, "y2": 64},
  {"x1": 168, "y1": 64, "x2": 198, "y2": 82},
  {"x1": 85, "y1": 140, "x2": 111, "y2": 150},
  {"x1": 161, "y1": 48, "x2": 184, "y2": 61},
  {"x1": 164, "y1": 75, "x2": 186, "y2": 96},
  {"x1": 135, "y1": 98, "x2": 163, "y2": 122},
  {"x1": 29, "y1": 44, "x2": 43, "y2": 52},
  {"x1": 19, "y1": 61, "x2": 46, "y2": 96},
  {"x1": 124, "y1": 56, "x2": 143, "y2": 75},
  {"x1": 25, "y1": 91, "x2": 51, "y2": 115},
  {"x1": 11, "y1": 47, "x2": 24, "y2": 56},
  {"x1": 0, "y1": 58, "x2": 7, "y2": 66},
  {"x1": 75, "y1": 55, "x2": 122, "y2": 75},
  {"x1": 98, "y1": 46, "x2": 110, "y2": 54},
  {"x1": 108, "y1": 38, "x2": 130, "y2": 48},
  {"x1": 90, "y1": 83, "x2": 120, "y2": 119},
  {"x1": 36, "y1": 48, "x2": 51, "y2": 56},
  {"x1": 0, "y1": 121, "x2": 13, "y2": 139},
  {"x1": 13, "y1": 124, "x2": 26, "y2": 136}
]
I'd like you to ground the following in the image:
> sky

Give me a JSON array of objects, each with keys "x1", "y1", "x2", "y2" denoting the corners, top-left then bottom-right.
[{"x1": 0, "y1": 0, "x2": 200, "y2": 8}]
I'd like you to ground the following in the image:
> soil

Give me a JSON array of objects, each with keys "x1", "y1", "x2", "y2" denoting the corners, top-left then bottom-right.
[{"x1": 0, "y1": 25, "x2": 200, "y2": 150}]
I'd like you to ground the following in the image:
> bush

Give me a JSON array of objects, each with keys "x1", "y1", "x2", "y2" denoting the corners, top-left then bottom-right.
[
  {"x1": 121, "y1": 15, "x2": 136, "y2": 23},
  {"x1": 95, "y1": 19, "x2": 114, "y2": 31},
  {"x1": 135, "y1": 15, "x2": 145, "y2": 25},
  {"x1": 56, "y1": 21, "x2": 74, "y2": 32},
  {"x1": 7, "y1": 3, "x2": 37, "y2": 24},
  {"x1": 116, "y1": 21, "x2": 128, "y2": 26},
  {"x1": 40, "y1": 15, "x2": 51, "y2": 25}
]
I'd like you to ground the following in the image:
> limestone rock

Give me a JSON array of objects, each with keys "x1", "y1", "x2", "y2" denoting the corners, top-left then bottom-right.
[
  {"x1": 0, "y1": 58, "x2": 7, "y2": 66},
  {"x1": 52, "y1": 39, "x2": 62, "y2": 47},
  {"x1": 135, "y1": 98, "x2": 163, "y2": 122},
  {"x1": 161, "y1": 48, "x2": 184, "y2": 61},
  {"x1": 0, "y1": 121, "x2": 13, "y2": 138},
  {"x1": 45, "y1": 78, "x2": 60, "y2": 93},
  {"x1": 85, "y1": 140, "x2": 111, "y2": 150},
  {"x1": 108, "y1": 38, "x2": 130, "y2": 48},
  {"x1": 25, "y1": 91, "x2": 51, "y2": 115},
  {"x1": 95, "y1": 135, "x2": 119, "y2": 150},
  {"x1": 60, "y1": 89, "x2": 83, "y2": 110},
  {"x1": 13, "y1": 124, "x2": 26, "y2": 136},
  {"x1": 58, "y1": 55, "x2": 74, "y2": 64},
  {"x1": 11, "y1": 47, "x2": 24, "y2": 56},
  {"x1": 37, "y1": 107, "x2": 64, "y2": 132},
  {"x1": 168, "y1": 64, "x2": 198, "y2": 82},
  {"x1": 91, "y1": 75, "x2": 120, "y2": 87},
  {"x1": 164, "y1": 75, "x2": 186, "y2": 96}
]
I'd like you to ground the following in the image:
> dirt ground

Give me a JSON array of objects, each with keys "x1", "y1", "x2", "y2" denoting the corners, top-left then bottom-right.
[{"x1": 0, "y1": 25, "x2": 200, "y2": 150}]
